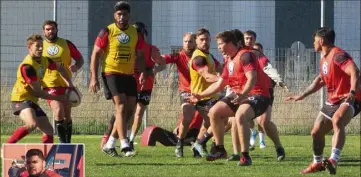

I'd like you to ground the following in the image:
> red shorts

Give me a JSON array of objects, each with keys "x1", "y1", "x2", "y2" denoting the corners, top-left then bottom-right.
[{"x1": 44, "y1": 87, "x2": 67, "y2": 104}]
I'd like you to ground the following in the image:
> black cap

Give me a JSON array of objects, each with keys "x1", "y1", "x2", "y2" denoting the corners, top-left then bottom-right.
[
  {"x1": 134, "y1": 22, "x2": 148, "y2": 36},
  {"x1": 114, "y1": 1, "x2": 130, "y2": 12}
]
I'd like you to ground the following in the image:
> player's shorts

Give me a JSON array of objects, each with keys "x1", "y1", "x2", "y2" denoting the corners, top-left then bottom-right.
[
  {"x1": 141, "y1": 126, "x2": 199, "y2": 146},
  {"x1": 320, "y1": 100, "x2": 361, "y2": 120},
  {"x1": 137, "y1": 90, "x2": 152, "y2": 106},
  {"x1": 179, "y1": 92, "x2": 191, "y2": 105},
  {"x1": 269, "y1": 88, "x2": 274, "y2": 106},
  {"x1": 12, "y1": 100, "x2": 47, "y2": 117},
  {"x1": 195, "y1": 98, "x2": 218, "y2": 112},
  {"x1": 102, "y1": 73, "x2": 137, "y2": 100},
  {"x1": 43, "y1": 87, "x2": 67, "y2": 104},
  {"x1": 221, "y1": 95, "x2": 271, "y2": 119}
]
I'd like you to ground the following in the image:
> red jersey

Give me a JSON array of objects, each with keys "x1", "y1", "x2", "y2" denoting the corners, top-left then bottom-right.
[
  {"x1": 20, "y1": 169, "x2": 61, "y2": 177},
  {"x1": 221, "y1": 48, "x2": 270, "y2": 97},
  {"x1": 164, "y1": 50, "x2": 192, "y2": 92},
  {"x1": 135, "y1": 42, "x2": 156, "y2": 91},
  {"x1": 253, "y1": 51, "x2": 273, "y2": 88},
  {"x1": 320, "y1": 46, "x2": 361, "y2": 103}
]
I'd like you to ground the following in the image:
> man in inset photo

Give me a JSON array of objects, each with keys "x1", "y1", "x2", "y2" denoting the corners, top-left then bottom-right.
[{"x1": 19, "y1": 149, "x2": 61, "y2": 177}]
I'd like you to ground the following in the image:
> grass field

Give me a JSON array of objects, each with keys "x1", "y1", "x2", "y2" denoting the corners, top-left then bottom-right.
[{"x1": 1, "y1": 135, "x2": 360, "y2": 177}]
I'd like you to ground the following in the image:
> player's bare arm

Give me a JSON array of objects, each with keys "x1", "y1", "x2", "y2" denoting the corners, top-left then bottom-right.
[
  {"x1": 151, "y1": 46, "x2": 166, "y2": 65},
  {"x1": 188, "y1": 78, "x2": 227, "y2": 103},
  {"x1": 89, "y1": 45, "x2": 104, "y2": 93},
  {"x1": 70, "y1": 56, "x2": 84, "y2": 73},
  {"x1": 56, "y1": 63, "x2": 74, "y2": 88},
  {"x1": 136, "y1": 49, "x2": 146, "y2": 88},
  {"x1": 193, "y1": 56, "x2": 219, "y2": 83},
  {"x1": 28, "y1": 80, "x2": 66, "y2": 102},
  {"x1": 67, "y1": 40, "x2": 84, "y2": 72},
  {"x1": 342, "y1": 60, "x2": 360, "y2": 103},
  {"x1": 285, "y1": 74, "x2": 325, "y2": 101},
  {"x1": 231, "y1": 70, "x2": 257, "y2": 104}
]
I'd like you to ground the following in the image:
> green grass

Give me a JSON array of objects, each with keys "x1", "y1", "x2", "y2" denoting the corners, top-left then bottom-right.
[{"x1": 1, "y1": 135, "x2": 360, "y2": 177}]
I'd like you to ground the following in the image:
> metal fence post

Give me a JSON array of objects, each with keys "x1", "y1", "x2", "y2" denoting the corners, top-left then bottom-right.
[
  {"x1": 320, "y1": 0, "x2": 325, "y2": 108},
  {"x1": 52, "y1": 0, "x2": 58, "y2": 135}
]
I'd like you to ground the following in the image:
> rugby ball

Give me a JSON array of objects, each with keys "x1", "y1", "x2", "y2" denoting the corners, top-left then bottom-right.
[{"x1": 67, "y1": 87, "x2": 82, "y2": 107}]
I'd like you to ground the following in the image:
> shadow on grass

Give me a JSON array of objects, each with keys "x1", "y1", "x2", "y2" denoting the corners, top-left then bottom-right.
[
  {"x1": 339, "y1": 159, "x2": 361, "y2": 163},
  {"x1": 95, "y1": 162, "x2": 224, "y2": 166}
]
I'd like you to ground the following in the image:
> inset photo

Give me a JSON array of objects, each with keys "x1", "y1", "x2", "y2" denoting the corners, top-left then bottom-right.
[{"x1": 2, "y1": 144, "x2": 84, "y2": 177}]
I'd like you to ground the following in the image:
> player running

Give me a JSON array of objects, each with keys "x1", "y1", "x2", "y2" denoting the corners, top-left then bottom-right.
[
  {"x1": 42, "y1": 20, "x2": 84, "y2": 143},
  {"x1": 286, "y1": 27, "x2": 361, "y2": 175},
  {"x1": 7, "y1": 34, "x2": 72, "y2": 143}
]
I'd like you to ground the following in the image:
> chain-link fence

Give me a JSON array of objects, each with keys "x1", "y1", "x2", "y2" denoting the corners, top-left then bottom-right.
[
  {"x1": 1, "y1": 0, "x2": 360, "y2": 135},
  {"x1": 1, "y1": 47, "x2": 360, "y2": 135}
]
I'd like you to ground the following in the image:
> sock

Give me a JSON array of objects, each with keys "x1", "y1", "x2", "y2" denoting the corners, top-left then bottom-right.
[
  {"x1": 105, "y1": 115, "x2": 116, "y2": 135},
  {"x1": 6, "y1": 126, "x2": 30, "y2": 143},
  {"x1": 234, "y1": 152, "x2": 240, "y2": 155},
  {"x1": 241, "y1": 151, "x2": 250, "y2": 158},
  {"x1": 42, "y1": 135, "x2": 54, "y2": 143},
  {"x1": 313, "y1": 154, "x2": 323, "y2": 163},
  {"x1": 102, "y1": 134, "x2": 110, "y2": 142},
  {"x1": 330, "y1": 148, "x2": 341, "y2": 162},
  {"x1": 65, "y1": 120, "x2": 72, "y2": 143},
  {"x1": 198, "y1": 132, "x2": 213, "y2": 145},
  {"x1": 259, "y1": 133, "x2": 265, "y2": 143},
  {"x1": 250, "y1": 129, "x2": 256, "y2": 146},
  {"x1": 120, "y1": 138, "x2": 129, "y2": 149},
  {"x1": 105, "y1": 136, "x2": 117, "y2": 149},
  {"x1": 176, "y1": 138, "x2": 184, "y2": 148},
  {"x1": 55, "y1": 120, "x2": 67, "y2": 143},
  {"x1": 217, "y1": 145, "x2": 225, "y2": 150},
  {"x1": 129, "y1": 132, "x2": 135, "y2": 142}
]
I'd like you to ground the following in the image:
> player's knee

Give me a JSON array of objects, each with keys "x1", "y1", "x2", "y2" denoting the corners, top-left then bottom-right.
[
  {"x1": 236, "y1": 116, "x2": 248, "y2": 125},
  {"x1": 52, "y1": 105, "x2": 63, "y2": 115},
  {"x1": 24, "y1": 123, "x2": 37, "y2": 132},
  {"x1": 44, "y1": 128, "x2": 54, "y2": 136},
  {"x1": 115, "y1": 104, "x2": 126, "y2": 113},
  {"x1": 310, "y1": 128, "x2": 322, "y2": 139},
  {"x1": 258, "y1": 119, "x2": 270, "y2": 129},
  {"x1": 208, "y1": 107, "x2": 220, "y2": 119},
  {"x1": 332, "y1": 117, "x2": 344, "y2": 129}
]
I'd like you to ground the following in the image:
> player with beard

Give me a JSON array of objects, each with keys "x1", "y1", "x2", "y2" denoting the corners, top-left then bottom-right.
[
  {"x1": 161, "y1": 32, "x2": 212, "y2": 157},
  {"x1": 19, "y1": 149, "x2": 61, "y2": 177},
  {"x1": 42, "y1": 20, "x2": 84, "y2": 143},
  {"x1": 287, "y1": 27, "x2": 361, "y2": 175},
  {"x1": 180, "y1": 28, "x2": 220, "y2": 158},
  {"x1": 89, "y1": 1, "x2": 147, "y2": 157},
  {"x1": 99, "y1": 22, "x2": 164, "y2": 151}
]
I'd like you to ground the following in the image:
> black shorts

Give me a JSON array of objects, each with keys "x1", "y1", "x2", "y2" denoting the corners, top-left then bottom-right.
[
  {"x1": 221, "y1": 95, "x2": 271, "y2": 119},
  {"x1": 320, "y1": 100, "x2": 361, "y2": 119},
  {"x1": 137, "y1": 90, "x2": 152, "y2": 106},
  {"x1": 12, "y1": 100, "x2": 47, "y2": 117},
  {"x1": 195, "y1": 98, "x2": 218, "y2": 112},
  {"x1": 179, "y1": 92, "x2": 191, "y2": 105},
  {"x1": 269, "y1": 88, "x2": 274, "y2": 106},
  {"x1": 102, "y1": 73, "x2": 137, "y2": 100}
]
